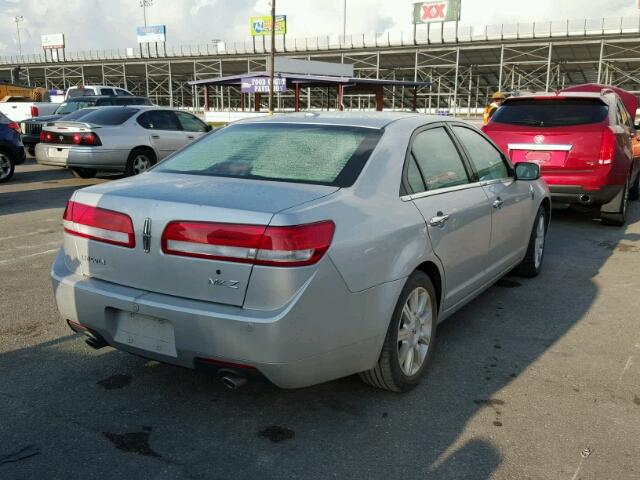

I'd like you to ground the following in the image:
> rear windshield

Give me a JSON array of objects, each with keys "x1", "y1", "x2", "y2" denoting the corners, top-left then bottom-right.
[
  {"x1": 69, "y1": 107, "x2": 138, "y2": 125},
  {"x1": 491, "y1": 99, "x2": 609, "y2": 127},
  {"x1": 67, "y1": 88, "x2": 95, "y2": 98},
  {"x1": 56, "y1": 100, "x2": 96, "y2": 115},
  {"x1": 154, "y1": 123, "x2": 382, "y2": 187},
  {"x1": 60, "y1": 109, "x2": 96, "y2": 121}
]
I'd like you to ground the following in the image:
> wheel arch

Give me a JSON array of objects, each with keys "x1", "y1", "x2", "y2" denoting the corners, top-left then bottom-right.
[
  {"x1": 414, "y1": 260, "x2": 443, "y2": 313},
  {"x1": 540, "y1": 196, "x2": 551, "y2": 229},
  {"x1": 129, "y1": 145, "x2": 157, "y2": 162}
]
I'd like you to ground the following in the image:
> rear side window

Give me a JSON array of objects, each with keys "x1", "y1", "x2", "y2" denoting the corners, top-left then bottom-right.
[
  {"x1": 491, "y1": 99, "x2": 609, "y2": 127},
  {"x1": 453, "y1": 126, "x2": 510, "y2": 181},
  {"x1": 100, "y1": 88, "x2": 115, "y2": 96},
  {"x1": 408, "y1": 127, "x2": 470, "y2": 192},
  {"x1": 137, "y1": 111, "x2": 180, "y2": 130},
  {"x1": 72, "y1": 107, "x2": 138, "y2": 126},
  {"x1": 154, "y1": 123, "x2": 382, "y2": 187},
  {"x1": 115, "y1": 89, "x2": 133, "y2": 96}
]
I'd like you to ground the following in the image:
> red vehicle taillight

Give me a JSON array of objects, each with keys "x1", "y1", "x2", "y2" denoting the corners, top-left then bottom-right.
[
  {"x1": 30, "y1": 106, "x2": 39, "y2": 117},
  {"x1": 7, "y1": 122, "x2": 21, "y2": 133},
  {"x1": 598, "y1": 127, "x2": 616, "y2": 165},
  {"x1": 63, "y1": 201, "x2": 135, "y2": 248},
  {"x1": 161, "y1": 220, "x2": 335, "y2": 267}
]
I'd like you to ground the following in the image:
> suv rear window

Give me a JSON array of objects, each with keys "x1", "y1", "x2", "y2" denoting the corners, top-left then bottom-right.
[
  {"x1": 491, "y1": 98, "x2": 609, "y2": 127},
  {"x1": 71, "y1": 107, "x2": 138, "y2": 125},
  {"x1": 154, "y1": 123, "x2": 382, "y2": 187}
]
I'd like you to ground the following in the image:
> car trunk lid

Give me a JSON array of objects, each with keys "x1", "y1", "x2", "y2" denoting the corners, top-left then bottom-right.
[{"x1": 64, "y1": 173, "x2": 339, "y2": 306}]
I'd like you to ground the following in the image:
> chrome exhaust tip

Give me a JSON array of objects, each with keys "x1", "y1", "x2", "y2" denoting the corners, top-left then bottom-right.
[
  {"x1": 220, "y1": 373, "x2": 248, "y2": 390},
  {"x1": 579, "y1": 194, "x2": 591, "y2": 204}
]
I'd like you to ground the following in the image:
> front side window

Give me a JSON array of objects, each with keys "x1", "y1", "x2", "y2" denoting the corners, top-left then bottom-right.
[
  {"x1": 408, "y1": 127, "x2": 470, "y2": 192},
  {"x1": 453, "y1": 126, "x2": 510, "y2": 181},
  {"x1": 175, "y1": 111, "x2": 209, "y2": 132},
  {"x1": 153, "y1": 123, "x2": 382, "y2": 187}
]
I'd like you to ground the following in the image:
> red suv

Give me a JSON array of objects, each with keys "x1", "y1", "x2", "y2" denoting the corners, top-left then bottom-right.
[{"x1": 483, "y1": 86, "x2": 640, "y2": 226}]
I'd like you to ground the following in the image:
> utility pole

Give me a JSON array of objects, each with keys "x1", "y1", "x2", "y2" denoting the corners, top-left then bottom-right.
[
  {"x1": 14, "y1": 16, "x2": 24, "y2": 56},
  {"x1": 268, "y1": 0, "x2": 276, "y2": 114},
  {"x1": 140, "y1": 0, "x2": 153, "y2": 27}
]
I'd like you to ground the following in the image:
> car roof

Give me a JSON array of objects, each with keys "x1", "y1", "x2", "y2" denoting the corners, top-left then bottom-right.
[
  {"x1": 233, "y1": 112, "x2": 464, "y2": 129},
  {"x1": 65, "y1": 95, "x2": 149, "y2": 102}
]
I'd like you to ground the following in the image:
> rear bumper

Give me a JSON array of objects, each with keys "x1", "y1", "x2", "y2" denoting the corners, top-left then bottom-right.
[
  {"x1": 51, "y1": 250, "x2": 401, "y2": 388},
  {"x1": 35, "y1": 144, "x2": 128, "y2": 171},
  {"x1": 21, "y1": 134, "x2": 39, "y2": 148},
  {"x1": 549, "y1": 184, "x2": 623, "y2": 206}
]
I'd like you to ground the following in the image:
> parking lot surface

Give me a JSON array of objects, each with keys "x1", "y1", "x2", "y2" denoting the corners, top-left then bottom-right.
[{"x1": 1, "y1": 159, "x2": 640, "y2": 480}]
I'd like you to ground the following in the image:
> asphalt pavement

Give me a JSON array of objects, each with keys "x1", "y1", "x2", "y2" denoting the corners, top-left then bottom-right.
[{"x1": 1, "y1": 159, "x2": 639, "y2": 479}]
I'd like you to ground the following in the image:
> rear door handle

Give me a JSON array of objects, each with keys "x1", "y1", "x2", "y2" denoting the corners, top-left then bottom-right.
[
  {"x1": 429, "y1": 212, "x2": 450, "y2": 228},
  {"x1": 187, "y1": 135, "x2": 195, "y2": 139},
  {"x1": 492, "y1": 198, "x2": 504, "y2": 209},
  {"x1": 151, "y1": 134, "x2": 160, "y2": 139}
]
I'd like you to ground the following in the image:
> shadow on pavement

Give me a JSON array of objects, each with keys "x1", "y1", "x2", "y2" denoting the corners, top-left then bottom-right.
[{"x1": 1, "y1": 203, "x2": 639, "y2": 479}]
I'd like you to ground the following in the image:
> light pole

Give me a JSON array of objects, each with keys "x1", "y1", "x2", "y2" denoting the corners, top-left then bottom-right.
[
  {"x1": 342, "y1": 0, "x2": 346, "y2": 40},
  {"x1": 14, "y1": 16, "x2": 24, "y2": 56},
  {"x1": 268, "y1": 0, "x2": 276, "y2": 114},
  {"x1": 139, "y1": 0, "x2": 153, "y2": 27}
]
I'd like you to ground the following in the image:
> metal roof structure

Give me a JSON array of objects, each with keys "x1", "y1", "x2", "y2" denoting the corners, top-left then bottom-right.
[{"x1": 1, "y1": 16, "x2": 640, "y2": 115}]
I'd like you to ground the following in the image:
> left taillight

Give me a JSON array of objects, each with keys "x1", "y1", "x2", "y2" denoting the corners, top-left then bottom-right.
[
  {"x1": 7, "y1": 122, "x2": 21, "y2": 134},
  {"x1": 161, "y1": 220, "x2": 335, "y2": 267},
  {"x1": 63, "y1": 201, "x2": 135, "y2": 248}
]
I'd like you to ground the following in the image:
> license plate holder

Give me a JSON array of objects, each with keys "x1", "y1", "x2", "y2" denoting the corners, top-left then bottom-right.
[
  {"x1": 48, "y1": 147, "x2": 69, "y2": 160},
  {"x1": 113, "y1": 311, "x2": 177, "y2": 357}
]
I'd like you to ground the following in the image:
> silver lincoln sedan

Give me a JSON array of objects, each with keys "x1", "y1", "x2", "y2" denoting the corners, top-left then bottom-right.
[{"x1": 52, "y1": 113, "x2": 550, "y2": 391}]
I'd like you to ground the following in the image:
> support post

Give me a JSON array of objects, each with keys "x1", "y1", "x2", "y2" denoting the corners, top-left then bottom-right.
[
  {"x1": 597, "y1": 39, "x2": 605, "y2": 84},
  {"x1": 375, "y1": 86, "x2": 384, "y2": 111},
  {"x1": 203, "y1": 86, "x2": 209, "y2": 111},
  {"x1": 452, "y1": 47, "x2": 460, "y2": 116},
  {"x1": 545, "y1": 42, "x2": 553, "y2": 92},
  {"x1": 294, "y1": 83, "x2": 301, "y2": 112},
  {"x1": 498, "y1": 44, "x2": 505, "y2": 91},
  {"x1": 412, "y1": 88, "x2": 417, "y2": 112},
  {"x1": 255, "y1": 93, "x2": 261, "y2": 112}
]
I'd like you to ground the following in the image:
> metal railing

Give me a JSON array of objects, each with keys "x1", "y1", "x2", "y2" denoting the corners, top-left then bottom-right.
[{"x1": 1, "y1": 15, "x2": 639, "y2": 66}]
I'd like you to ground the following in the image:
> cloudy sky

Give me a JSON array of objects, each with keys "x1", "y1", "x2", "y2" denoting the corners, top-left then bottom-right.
[{"x1": 0, "y1": 0, "x2": 637, "y2": 56}]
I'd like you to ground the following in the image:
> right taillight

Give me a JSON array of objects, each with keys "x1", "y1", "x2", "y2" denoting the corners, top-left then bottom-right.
[
  {"x1": 598, "y1": 127, "x2": 616, "y2": 165},
  {"x1": 161, "y1": 220, "x2": 335, "y2": 267},
  {"x1": 63, "y1": 201, "x2": 135, "y2": 248}
]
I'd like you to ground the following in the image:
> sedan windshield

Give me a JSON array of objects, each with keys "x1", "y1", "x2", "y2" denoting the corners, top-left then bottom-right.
[
  {"x1": 154, "y1": 123, "x2": 383, "y2": 187},
  {"x1": 55, "y1": 100, "x2": 96, "y2": 115}
]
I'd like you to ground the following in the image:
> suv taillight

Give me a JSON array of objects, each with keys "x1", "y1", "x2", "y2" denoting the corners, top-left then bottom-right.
[
  {"x1": 30, "y1": 106, "x2": 39, "y2": 117},
  {"x1": 598, "y1": 127, "x2": 616, "y2": 165},
  {"x1": 161, "y1": 221, "x2": 335, "y2": 267},
  {"x1": 63, "y1": 201, "x2": 135, "y2": 248}
]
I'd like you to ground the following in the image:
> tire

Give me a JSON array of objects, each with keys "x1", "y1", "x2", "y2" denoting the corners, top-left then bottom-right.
[
  {"x1": 0, "y1": 150, "x2": 15, "y2": 183},
  {"x1": 601, "y1": 178, "x2": 629, "y2": 227},
  {"x1": 125, "y1": 148, "x2": 155, "y2": 177},
  {"x1": 70, "y1": 167, "x2": 97, "y2": 179},
  {"x1": 27, "y1": 146, "x2": 35, "y2": 157},
  {"x1": 630, "y1": 173, "x2": 639, "y2": 201},
  {"x1": 359, "y1": 271, "x2": 437, "y2": 392},
  {"x1": 514, "y1": 205, "x2": 547, "y2": 278}
]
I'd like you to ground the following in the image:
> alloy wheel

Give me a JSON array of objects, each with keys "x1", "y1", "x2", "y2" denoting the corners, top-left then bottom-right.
[
  {"x1": 0, "y1": 154, "x2": 11, "y2": 180},
  {"x1": 534, "y1": 214, "x2": 545, "y2": 269},
  {"x1": 132, "y1": 155, "x2": 151, "y2": 175},
  {"x1": 397, "y1": 287, "x2": 432, "y2": 376}
]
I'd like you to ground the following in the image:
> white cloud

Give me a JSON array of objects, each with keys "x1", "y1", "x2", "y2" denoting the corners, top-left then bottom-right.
[{"x1": 0, "y1": 0, "x2": 637, "y2": 56}]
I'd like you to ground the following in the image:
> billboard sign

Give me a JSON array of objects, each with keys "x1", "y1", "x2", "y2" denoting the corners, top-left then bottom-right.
[
  {"x1": 136, "y1": 25, "x2": 166, "y2": 43},
  {"x1": 250, "y1": 15, "x2": 287, "y2": 36},
  {"x1": 412, "y1": 0, "x2": 461, "y2": 24},
  {"x1": 41, "y1": 33, "x2": 65, "y2": 49},
  {"x1": 240, "y1": 77, "x2": 287, "y2": 94}
]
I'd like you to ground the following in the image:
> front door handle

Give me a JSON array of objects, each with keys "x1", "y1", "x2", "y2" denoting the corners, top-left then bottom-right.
[
  {"x1": 151, "y1": 134, "x2": 160, "y2": 139},
  {"x1": 429, "y1": 212, "x2": 450, "y2": 228},
  {"x1": 187, "y1": 135, "x2": 195, "y2": 139},
  {"x1": 492, "y1": 198, "x2": 504, "y2": 209}
]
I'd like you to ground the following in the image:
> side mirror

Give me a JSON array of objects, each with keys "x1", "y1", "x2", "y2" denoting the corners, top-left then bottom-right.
[
  {"x1": 205, "y1": 124, "x2": 213, "y2": 132},
  {"x1": 515, "y1": 162, "x2": 540, "y2": 181}
]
